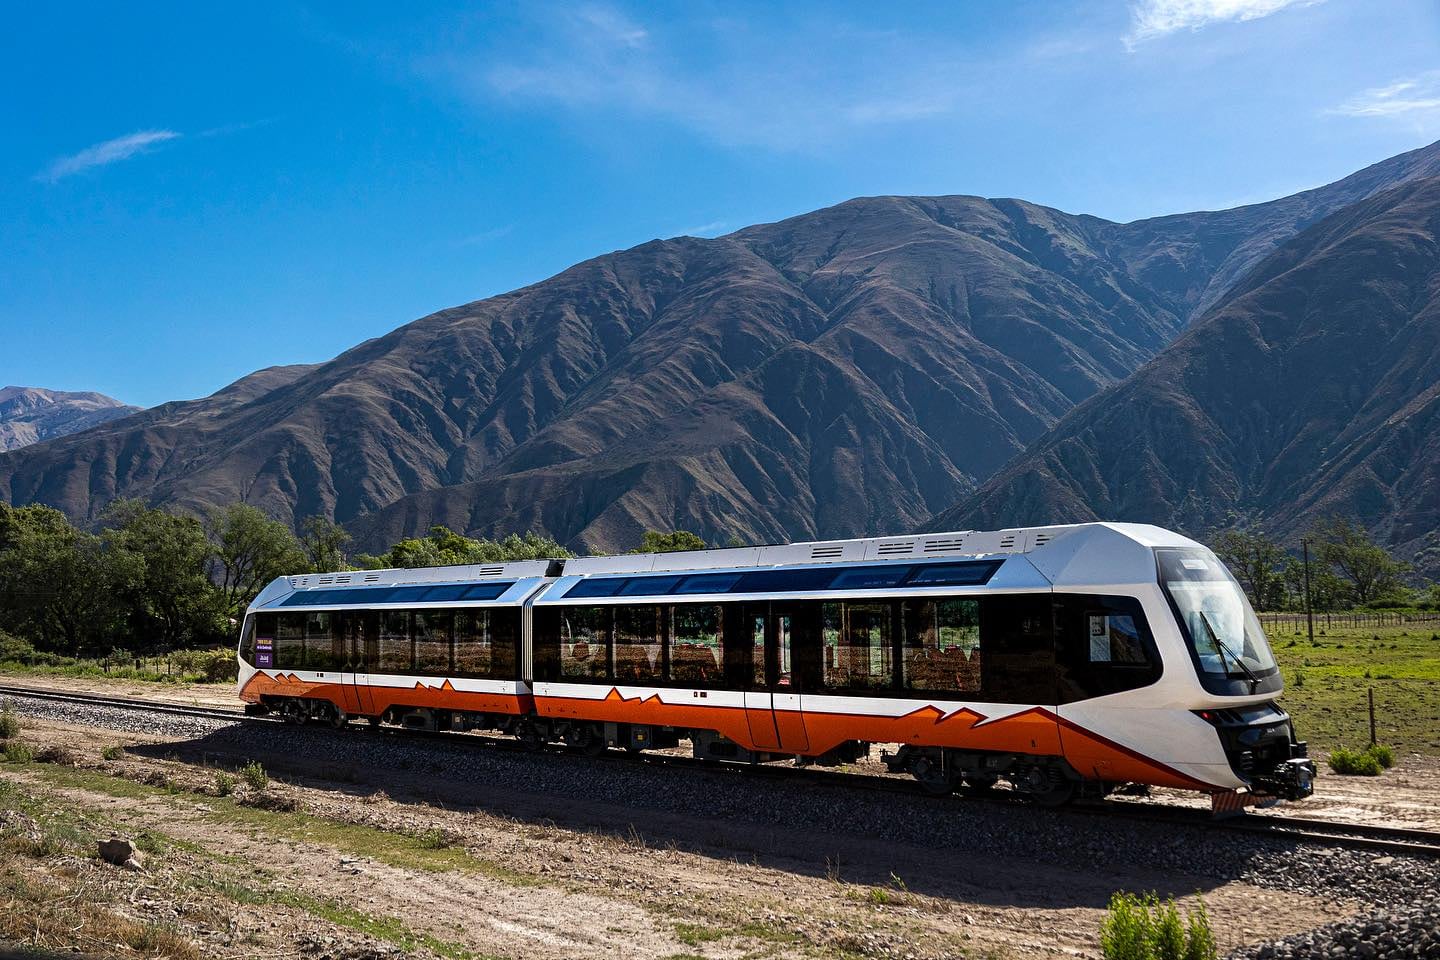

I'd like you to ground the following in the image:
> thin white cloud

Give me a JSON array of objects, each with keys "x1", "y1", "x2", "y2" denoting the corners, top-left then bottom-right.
[
  {"x1": 38, "y1": 129, "x2": 181, "y2": 182},
  {"x1": 431, "y1": 4, "x2": 983, "y2": 151},
  {"x1": 1124, "y1": 0, "x2": 1321, "y2": 49},
  {"x1": 1330, "y1": 72, "x2": 1440, "y2": 119},
  {"x1": 673, "y1": 220, "x2": 727, "y2": 237}
]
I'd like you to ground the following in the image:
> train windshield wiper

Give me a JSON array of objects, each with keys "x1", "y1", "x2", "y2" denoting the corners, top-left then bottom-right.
[{"x1": 1200, "y1": 611, "x2": 1260, "y2": 692}]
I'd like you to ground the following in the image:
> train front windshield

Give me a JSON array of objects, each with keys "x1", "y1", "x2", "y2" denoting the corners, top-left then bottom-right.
[{"x1": 1157, "y1": 547, "x2": 1278, "y2": 682}]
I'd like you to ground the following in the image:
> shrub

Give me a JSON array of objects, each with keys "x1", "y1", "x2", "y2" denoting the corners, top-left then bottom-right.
[
  {"x1": 102, "y1": 745, "x2": 123, "y2": 761},
  {"x1": 1292, "y1": 670, "x2": 1305, "y2": 688},
  {"x1": 34, "y1": 745, "x2": 76, "y2": 766},
  {"x1": 416, "y1": 827, "x2": 452, "y2": 850},
  {"x1": 239, "y1": 760, "x2": 268, "y2": 792},
  {"x1": 200, "y1": 649, "x2": 239, "y2": 683},
  {"x1": 3, "y1": 741, "x2": 35, "y2": 763},
  {"x1": 213, "y1": 771, "x2": 235, "y2": 796},
  {"x1": 1099, "y1": 893, "x2": 1217, "y2": 960},
  {"x1": 1366, "y1": 743, "x2": 1395, "y2": 769},
  {"x1": 1328, "y1": 747, "x2": 1382, "y2": 776},
  {"x1": 0, "y1": 706, "x2": 19, "y2": 740}
]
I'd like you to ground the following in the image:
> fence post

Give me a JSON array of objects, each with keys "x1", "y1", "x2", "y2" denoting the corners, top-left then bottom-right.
[{"x1": 1368, "y1": 687, "x2": 1377, "y2": 746}]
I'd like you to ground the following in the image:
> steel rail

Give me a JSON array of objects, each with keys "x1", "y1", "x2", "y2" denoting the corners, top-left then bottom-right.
[{"x1": 3, "y1": 681, "x2": 1438, "y2": 856}]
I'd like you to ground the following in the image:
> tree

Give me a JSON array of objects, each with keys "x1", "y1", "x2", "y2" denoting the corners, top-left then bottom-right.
[
  {"x1": 358, "y1": 526, "x2": 572, "y2": 569},
  {"x1": 1311, "y1": 517, "x2": 1412, "y2": 605},
  {"x1": 1213, "y1": 530, "x2": 1289, "y2": 611},
  {"x1": 206, "y1": 504, "x2": 306, "y2": 616},
  {"x1": 631, "y1": 530, "x2": 707, "y2": 554},
  {"x1": 0, "y1": 503, "x2": 140, "y2": 655},
  {"x1": 104, "y1": 500, "x2": 225, "y2": 649},
  {"x1": 299, "y1": 516, "x2": 352, "y2": 573}
]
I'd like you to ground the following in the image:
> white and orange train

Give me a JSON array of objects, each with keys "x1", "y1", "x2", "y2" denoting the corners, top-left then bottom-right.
[{"x1": 237, "y1": 523, "x2": 1316, "y2": 809}]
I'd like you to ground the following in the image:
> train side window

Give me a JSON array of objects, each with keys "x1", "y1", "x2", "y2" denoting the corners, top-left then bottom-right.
[
  {"x1": 239, "y1": 615, "x2": 256, "y2": 665},
  {"x1": 560, "y1": 607, "x2": 612, "y2": 681},
  {"x1": 749, "y1": 610, "x2": 767, "y2": 687},
  {"x1": 378, "y1": 610, "x2": 412, "y2": 674},
  {"x1": 1054, "y1": 595, "x2": 1161, "y2": 701},
  {"x1": 453, "y1": 610, "x2": 492, "y2": 678},
  {"x1": 532, "y1": 609, "x2": 561, "y2": 682},
  {"x1": 414, "y1": 611, "x2": 452, "y2": 674},
  {"x1": 491, "y1": 608, "x2": 520, "y2": 680},
  {"x1": 670, "y1": 604, "x2": 723, "y2": 686},
  {"x1": 614, "y1": 605, "x2": 662, "y2": 683},
  {"x1": 979, "y1": 595, "x2": 1055, "y2": 704},
  {"x1": 303, "y1": 611, "x2": 339, "y2": 671},
  {"x1": 822, "y1": 602, "x2": 894, "y2": 692},
  {"x1": 273, "y1": 613, "x2": 306, "y2": 669},
  {"x1": 901, "y1": 599, "x2": 981, "y2": 695}
]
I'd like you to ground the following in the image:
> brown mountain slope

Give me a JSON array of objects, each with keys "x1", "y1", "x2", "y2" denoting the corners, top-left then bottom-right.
[
  {"x1": 929, "y1": 176, "x2": 1440, "y2": 570},
  {"x1": 3, "y1": 142, "x2": 1439, "y2": 552},
  {"x1": 0, "y1": 386, "x2": 139, "y2": 451}
]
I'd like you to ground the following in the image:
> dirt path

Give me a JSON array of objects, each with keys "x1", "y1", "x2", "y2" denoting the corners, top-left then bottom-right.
[{"x1": 1, "y1": 716, "x2": 1351, "y2": 960}]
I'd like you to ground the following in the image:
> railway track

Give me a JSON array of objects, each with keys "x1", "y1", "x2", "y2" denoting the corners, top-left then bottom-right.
[{"x1": 4, "y1": 681, "x2": 1439, "y2": 857}]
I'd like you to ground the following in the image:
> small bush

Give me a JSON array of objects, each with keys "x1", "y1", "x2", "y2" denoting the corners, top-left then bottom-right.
[
  {"x1": 1366, "y1": 743, "x2": 1395, "y2": 769},
  {"x1": 3, "y1": 741, "x2": 35, "y2": 763},
  {"x1": 1328, "y1": 747, "x2": 1382, "y2": 776},
  {"x1": 1100, "y1": 893, "x2": 1217, "y2": 960},
  {"x1": 1292, "y1": 670, "x2": 1305, "y2": 688},
  {"x1": 239, "y1": 761, "x2": 268, "y2": 792},
  {"x1": 0, "y1": 707, "x2": 19, "y2": 740},
  {"x1": 214, "y1": 771, "x2": 235, "y2": 796},
  {"x1": 34, "y1": 745, "x2": 77, "y2": 766},
  {"x1": 102, "y1": 745, "x2": 123, "y2": 761}
]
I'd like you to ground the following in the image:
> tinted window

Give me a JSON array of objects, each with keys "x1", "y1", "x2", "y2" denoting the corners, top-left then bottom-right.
[
  {"x1": 559, "y1": 607, "x2": 611, "y2": 681},
  {"x1": 418, "y1": 584, "x2": 474, "y2": 602},
  {"x1": 980, "y1": 595, "x2": 1055, "y2": 703},
  {"x1": 378, "y1": 611, "x2": 411, "y2": 673},
  {"x1": 614, "y1": 605, "x2": 662, "y2": 682},
  {"x1": 674, "y1": 573, "x2": 741, "y2": 595},
  {"x1": 303, "y1": 611, "x2": 343, "y2": 671},
  {"x1": 904, "y1": 562, "x2": 1002, "y2": 586},
  {"x1": 620, "y1": 577, "x2": 681, "y2": 597},
  {"x1": 414, "y1": 611, "x2": 452, "y2": 674},
  {"x1": 735, "y1": 568, "x2": 837, "y2": 594},
  {"x1": 274, "y1": 613, "x2": 305, "y2": 670},
  {"x1": 670, "y1": 604, "x2": 723, "y2": 685},
  {"x1": 902, "y1": 599, "x2": 981, "y2": 695},
  {"x1": 564, "y1": 578, "x2": 629, "y2": 599},
  {"x1": 239, "y1": 615, "x2": 256, "y2": 666},
  {"x1": 1054, "y1": 595, "x2": 1162, "y2": 701},
  {"x1": 454, "y1": 610, "x2": 492, "y2": 678},
  {"x1": 822, "y1": 602, "x2": 894, "y2": 691},
  {"x1": 829, "y1": 567, "x2": 908, "y2": 590}
]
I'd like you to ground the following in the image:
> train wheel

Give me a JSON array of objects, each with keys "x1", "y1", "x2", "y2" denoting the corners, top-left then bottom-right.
[
  {"x1": 366, "y1": 715, "x2": 381, "y2": 729},
  {"x1": 330, "y1": 710, "x2": 348, "y2": 730},
  {"x1": 911, "y1": 756, "x2": 954, "y2": 796},
  {"x1": 1031, "y1": 780, "x2": 1077, "y2": 807}
]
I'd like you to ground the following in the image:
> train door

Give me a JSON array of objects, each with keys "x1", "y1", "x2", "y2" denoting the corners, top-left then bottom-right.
[
  {"x1": 340, "y1": 611, "x2": 377, "y2": 716},
  {"x1": 741, "y1": 603, "x2": 781, "y2": 750},
  {"x1": 770, "y1": 603, "x2": 812, "y2": 753}
]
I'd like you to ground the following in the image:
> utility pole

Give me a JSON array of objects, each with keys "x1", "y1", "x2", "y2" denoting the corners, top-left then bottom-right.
[{"x1": 1301, "y1": 538, "x2": 1315, "y2": 645}]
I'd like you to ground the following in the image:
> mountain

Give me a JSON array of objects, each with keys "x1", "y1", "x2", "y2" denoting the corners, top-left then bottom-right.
[
  {"x1": 930, "y1": 175, "x2": 1440, "y2": 572},
  {"x1": 2, "y1": 141, "x2": 1439, "y2": 553},
  {"x1": 0, "y1": 387, "x2": 139, "y2": 452}
]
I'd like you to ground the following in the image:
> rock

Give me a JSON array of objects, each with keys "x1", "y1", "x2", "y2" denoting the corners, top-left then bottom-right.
[{"x1": 97, "y1": 837, "x2": 145, "y2": 871}]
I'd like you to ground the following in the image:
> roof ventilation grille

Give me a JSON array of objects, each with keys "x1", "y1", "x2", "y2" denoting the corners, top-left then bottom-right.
[
  {"x1": 477, "y1": 566, "x2": 506, "y2": 577},
  {"x1": 810, "y1": 545, "x2": 844, "y2": 560},
  {"x1": 1033, "y1": 532, "x2": 1052, "y2": 547},
  {"x1": 317, "y1": 575, "x2": 337, "y2": 585},
  {"x1": 363, "y1": 572, "x2": 382, "y2": 583},
  {"x1": 999, "y1": 533, "x2": 1017, "y2": 550},
  {"x1": 923, "y1": 537, "x2": 966, "y2": 553},
  {"x1": 876, "y1": 541, "x2": 916, "y2": 556}
]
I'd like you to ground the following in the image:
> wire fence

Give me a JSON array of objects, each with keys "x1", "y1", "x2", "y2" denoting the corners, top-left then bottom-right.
[{"x1": 1258, "y1": 611, "x2": 1440, "y2": 630}]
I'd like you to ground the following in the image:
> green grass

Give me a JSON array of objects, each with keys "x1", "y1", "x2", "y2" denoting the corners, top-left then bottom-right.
[
  {"x1": 21, "y1": 761, "x2": 537, "y2": 885},
  {"x1": 1270, "y1": 623, "x2": 1440, "y2": 756},
  {"x1": 0, "y1": 660, "x2": 209, "y2": 684}
]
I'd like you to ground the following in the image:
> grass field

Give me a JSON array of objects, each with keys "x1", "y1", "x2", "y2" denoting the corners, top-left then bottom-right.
[{"x1": 1267, "y1": 621, "x2": 1440, "y2": 757}]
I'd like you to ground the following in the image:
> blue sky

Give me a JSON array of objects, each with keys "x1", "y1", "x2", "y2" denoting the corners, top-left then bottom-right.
[{"x1": 4, "y1": 1, "x2": 1439, "y2": 408}]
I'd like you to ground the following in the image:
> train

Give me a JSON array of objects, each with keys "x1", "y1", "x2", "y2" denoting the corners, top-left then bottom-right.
[{"x1": 236, "y1": 522, "x2": 1317, "y2": 811}]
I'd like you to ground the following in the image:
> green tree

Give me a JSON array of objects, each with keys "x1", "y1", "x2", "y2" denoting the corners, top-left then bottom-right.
[
  {"x1": 299, "y1": 516, "x2": 352, "y2": 573},
  {"x1": 1311, "y1": 517, "x2": 1411, "y2": 605},
  {"x1": 206, "y1": 504, "x2": 306, "y2": 616},
  {"x1": 631, "y1": 530, "x2": 707, "y2": 554},
  {"x1": 1212, "y1": 530, "x2": 1288, "y2": 611},
  {"x1": 359, "y1": 526, "x2": 572, "y2": 569},
  {"x1": 1281, "y1": 556, "x2": 1351, "y2": 612},
  {"x1": 104, "y1": 500, "x2": 225, "y2": 649},
  {"x1": 0, "y1": 503, "x2": 140, "y2": 655}
]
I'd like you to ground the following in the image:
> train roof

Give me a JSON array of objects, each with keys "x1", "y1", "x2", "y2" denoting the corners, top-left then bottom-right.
[{"x1": 248, "y1": 523, "x2": 1206, "y2": 612}]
